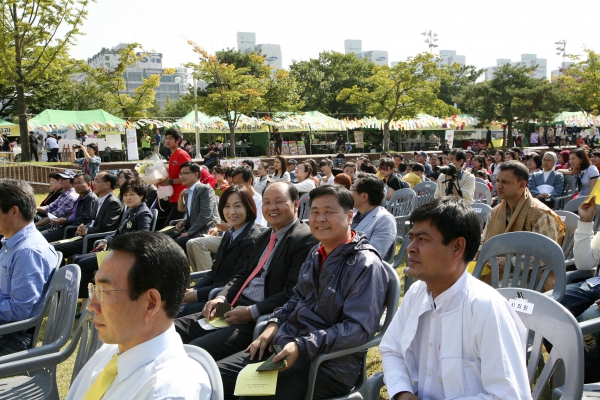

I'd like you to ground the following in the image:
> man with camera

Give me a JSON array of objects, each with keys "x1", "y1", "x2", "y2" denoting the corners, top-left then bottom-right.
[
  {"x1": 434, "y1": 148, "x2": 475, "y2": 204},
  {"x1": 72, "y1": 143, "x2": 101, "y2": 182}
]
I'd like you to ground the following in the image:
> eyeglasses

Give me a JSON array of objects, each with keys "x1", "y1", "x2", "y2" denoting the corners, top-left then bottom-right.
[
  {"x1": 379, "y1": 167, "x2": 389, "y2": 171},
  {"x1": 179, "y1": 172, "x2": 195, "y2": 177},
  {"x1": 88, "y1": 283, "x2": 132, "y2": 302}
]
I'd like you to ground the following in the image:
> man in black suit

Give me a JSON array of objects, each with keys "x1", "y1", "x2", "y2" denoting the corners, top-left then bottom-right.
[
  {"x1": 41, "y1": 173, "x2": 98, "y2": 243},
  {"x1": 164, "y1": 162, "x2": 219, "y2": 251},
  {"x1": 52, "y1": 171, "x2": 123, "y2": 259},
  {"x1": 175, "y1": 181, "x2": 318, "y2": 361}
]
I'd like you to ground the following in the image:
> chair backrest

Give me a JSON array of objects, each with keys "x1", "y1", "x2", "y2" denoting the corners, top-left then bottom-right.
[
  {"x1": 386, "y1": 188, "x2": 416, "y2": 217},
  {"x1": 297, "y1": 193, "x2": 310, "y2": 221},
  {"x1": 470, "y1": 203, "x2": 492, "y2": 231},
  {"x1": 150, "y1": 208, "x2": 159, "y2": 231},
  {"x1": 472, "y1": 232, "x2": 566, "y2": 301},
  {"x1": 496, "y1": 288, "x2": 583, "y2": 400},
  {"x1": 490, "y1": 182, "x2": 498, "y2": 197},
  {"x1": 412, "y1": 181, "x2": 436, "y2": 207},
  {"x1": 473, "y1": 181, "x2": 492, "y2": 204},
  {"x1": 554, "y1": 210, "x2": 579, "y2": 260},
  {"x1": 183, "y1": 345, "x2": 225, "y2": 400},
  {"x1": 475, "y1": 177, "x2": 486, "y2": 185},
  {"x1": 392, "y1": 234, "x2": 414, "y2": 296},
  {"x1": 563, "y1": 196, "x2": 585, "y2": 213},
  {"x1": 553, "y1": 174, "x2": 575, "y2": 210}
]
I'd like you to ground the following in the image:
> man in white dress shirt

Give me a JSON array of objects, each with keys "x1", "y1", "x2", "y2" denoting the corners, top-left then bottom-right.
[
  {"x1": 379, "y1": 197, "x2": 531, "y2": 400},
  {"x1": 67, "y1": 232, "x2": 211, "y2": 400}
]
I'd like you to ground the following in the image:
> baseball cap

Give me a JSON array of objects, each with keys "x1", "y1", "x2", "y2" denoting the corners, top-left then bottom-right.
[
  {"x1": 414, "y1": 151, "x2": 427, "y2": 158},
  {"x1": 57, "y1": 169, "x2": 76, "y2": 179},
  {"x1": 288, "y1": 159, "x2": 298, "y2": 165}
]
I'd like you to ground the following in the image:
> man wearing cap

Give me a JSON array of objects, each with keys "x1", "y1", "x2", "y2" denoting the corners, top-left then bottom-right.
[
  {"x1": 35, "y1": 170, "x2": 79, "y2": 230},
  {"x1": 287, "y1": 159, "x2": 297, "y2": 181},
  {"x1": 414, "y1": 152, "x2": 432, "y2": 177}
]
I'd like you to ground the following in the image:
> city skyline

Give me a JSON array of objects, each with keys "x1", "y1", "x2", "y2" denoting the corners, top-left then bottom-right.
[{"x1": 70, "y1": 0, "x2": 599, "y2": 79}]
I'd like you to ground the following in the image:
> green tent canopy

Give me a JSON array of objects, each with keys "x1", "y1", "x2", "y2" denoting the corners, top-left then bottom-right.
[
  {"x1": 0, "y1": 118, "x2": 19, "y2": 136},
  {"x1": 27, "y1": 109, "x2": 127, "y2": 133}
]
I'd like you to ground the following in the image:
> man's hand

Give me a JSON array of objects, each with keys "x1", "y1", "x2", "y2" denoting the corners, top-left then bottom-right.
[
  {"x1": 36, "y1": 206, "x2": 46, "y2": 214},
  {"x1": 178, "y1": 232, "x2": 190, "y2": 238},
  {"x1": 76, "y1": 224, "x2": 88, "y2": 236},
  {"x1": 93, "y1": 241, "x2": 107, "y2": 252},
  {"x1": 579, "y1": 196, "x2": 597, "y2": 223},
  {"x1": 596, "y1": 299, "x2": 600, "y2": 311},
  {"x1": 182, "y1": 289, "x2": 197, "y2": 304},
  {"x1": 215, "y1": 222, "x2": 231, "y2": 232},
  {"x1": 393, "y1": 392, "x2": 419, "y2": 400},
  {"x1": 247, "y1": 322, "x2": 279, "y2": 361},
  {"x1": 202, "y1": 298, "x2": 224, "y2": 320},
  {"x1": 207, "y1": 227, "x2": 218, "y2": 236},
  {"x1": 157, "y1": 177, "x2": 170, "y2": 187},
  {"x1": 272, "y1": 341, "x2": 299, "y2": 371},
  {"x1": 224, "y1": 306, "x2": 252, "y2": 325},
  {"x1": 175, "y1": 220, "x2": 185, "y2": 232},
  {"x1": 51, "y1": 217, "x2": 66, "y2": 226}
]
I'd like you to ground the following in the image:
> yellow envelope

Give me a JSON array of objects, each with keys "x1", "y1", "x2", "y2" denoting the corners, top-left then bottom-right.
[
  {"x1": 208, "y1": 317, "x2": 230, "y2": 328},
  {"x1": 96, "y1": 251, "x2": 109, "y2": 268},
  {"x1": 234, "y1": 362, "x2": 278, "y2": 396},
  {"x1": 585, "y1": 179, "x2": 600, "y2": 204},
  {"x1": 54, "y1": 236, "x2": 83, "y2": 244},
  {"x1": 158, "y1": 226, "x2": 175, "y2": 232},
  {"x1": 467, "y1": 260, "x2": 491, "y2": 276}
]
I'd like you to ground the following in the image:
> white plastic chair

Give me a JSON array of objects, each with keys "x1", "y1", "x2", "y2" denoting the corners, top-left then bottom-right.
[
  {"x1": 413, "y1": 181, "x2": 436, "y2": 207},
  {"x1": 183, "y1": 345, "x2": 224, "y2": 400},
  {"x1": 473, "y1": 181, "x2": 492, "y2": 204},
  {"x1": 297, "y1": 193, "x2": 310, "y2": 221}
]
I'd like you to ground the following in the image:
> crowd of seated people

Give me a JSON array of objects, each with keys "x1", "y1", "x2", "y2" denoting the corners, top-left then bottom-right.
[{"x1": 9, "y1": 135, "x2": 600, "y2": 399}]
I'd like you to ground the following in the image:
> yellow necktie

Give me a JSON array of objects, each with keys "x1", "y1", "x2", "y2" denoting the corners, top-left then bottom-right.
[{"x1": 83, "y1": 354, "x2": 119, "y2": 400}]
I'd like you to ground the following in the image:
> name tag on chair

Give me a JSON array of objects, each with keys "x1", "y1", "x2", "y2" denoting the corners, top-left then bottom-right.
[{"x1": 509, "y1": 298, "x2": 534, "y2": 314}]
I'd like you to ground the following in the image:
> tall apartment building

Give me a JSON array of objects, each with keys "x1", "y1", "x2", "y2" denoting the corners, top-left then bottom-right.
[
  {"x1": 484, "y1": 54, "x2": 547, "y2": 80},
  {"x1": 357, "y1": 50, "x2": 389, "y2": 66},
  {"x1": 438, "y1": 50, "x2": 466, "y2": 67},
  {"x1": 86, "y1": 43, "x2": 188, "y2": 108},
  {"x1": 551, "y1": 61, "x2": 575, "y2": 78},
  {"x1": 236, "y1": 32, "x2": 283, "y2": 72}
]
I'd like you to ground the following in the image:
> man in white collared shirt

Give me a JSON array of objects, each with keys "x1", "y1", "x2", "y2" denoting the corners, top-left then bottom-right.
[
  {"x1": 380, "y1": 197, "x2": 531, "y2": 400},
  {"x1": 67, "y1": 232, "x2": 211, "y2": 400}
]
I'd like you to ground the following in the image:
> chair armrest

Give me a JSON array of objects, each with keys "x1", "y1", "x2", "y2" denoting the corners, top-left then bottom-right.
[
  {"x1": 305, "y1": 336, "x2": 382, "y2": 400},
  {"x1": 252, "y1": 315, "x2": 271, "y2": 340},
  {"x1": 83, "y1": 231, "x2": 115, "y2": 254},
  {"x1": 64, "y1": 225, "x2": 77, "y2": 239},
  {"x1": 580, "y1": 316, "x2": 600, "y2": 335},
  {"x1": 190, "y1": 271, "x2": 210, "y2": 282},
  {"x1": 566, "y1": 269, "x2": 596, "y2": 284},
  {"x1": 169, "y1": 219, "x2": 184, "y2": 227},
  {"x1": 0, "y1": 315, "x2": 40, "y2": 337}
]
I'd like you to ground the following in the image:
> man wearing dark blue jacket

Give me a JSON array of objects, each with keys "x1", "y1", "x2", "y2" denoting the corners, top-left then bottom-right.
[{"x1": 217, "y1": 184, "x2": 389, "y2": 400}]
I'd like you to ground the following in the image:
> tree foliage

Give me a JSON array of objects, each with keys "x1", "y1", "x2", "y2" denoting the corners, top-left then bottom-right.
[
  {"x1": 290, "y1": 51, "x2": 374, "y2": 117},
  {"x1": 438, "y1": 64, "x2": 484, "y2": 113},
  {"x1": 461, "y1": 63, "x2": 565, "y2": 146},
  {"x1": 338, "y1": 53, "x2": 456, "y2": 151},
  {"x1": 0, "y1": 0, "x2": 92, "y2": 161},
  {"x1": 262, "y1": 69, "x2": 303, "y2": 115},
  {"x1": 186, "y1": 42, "x2": 268, "y2": 155},
  {"x1": 555, "y1": 49, "x2": 600, "y2": 116}
]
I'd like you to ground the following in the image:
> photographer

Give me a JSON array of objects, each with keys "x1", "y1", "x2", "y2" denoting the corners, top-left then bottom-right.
[
  {"x1": 72, "y1": 143, "x2": 101, "y2": 181},
  {"x1": 434, "y1": 148, "x2": 475, "y2": 203}
]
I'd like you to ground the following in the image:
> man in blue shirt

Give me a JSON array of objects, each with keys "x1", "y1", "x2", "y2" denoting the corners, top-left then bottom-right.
[
  {"x1": 0, "y1": 179, "x2": 59, "y2": 356},
  {"x1": 152, "y1": 129, "x2": 161, "y2": 155}
]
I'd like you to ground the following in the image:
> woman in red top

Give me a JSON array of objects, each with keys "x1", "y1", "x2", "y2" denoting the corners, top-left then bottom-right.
[{"x1": 158, "y1": 128, "x2": 191, "y2": 225}]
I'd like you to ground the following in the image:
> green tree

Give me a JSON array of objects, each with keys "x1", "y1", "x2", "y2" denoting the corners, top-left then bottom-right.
[
  {"x1": 462, "y1": 63, "x2": 565, "y2": 147},
  {"x1": 555, "y1": 48, "x2": 600, "y2": 115},
  {"x1": 163, "y1": 92, "x2": 195, "y2": 118},
  {"x1": 262, "y1": 69, "x2": 303, "y2": 115},
  {"x1": 0, "y1": 0, "x2": 92, "y2": 161},
  {"x1": 338, "y1": 53, "x2": 456, "y2": 151},
  {"x1": 290, "y1": 51, "x2": 374, "y2": 117},
  {"x1": 186, "y1": 42, "x2": 268, "y2": 156},
  {"x1": 438, "y1": 64, "x2": 484, "y2": 113}
]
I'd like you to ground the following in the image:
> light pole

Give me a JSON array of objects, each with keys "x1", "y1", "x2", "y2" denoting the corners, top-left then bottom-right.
[
  {"x1": 193, "y1": 77, "x2": 199, "y2": 159},
  {"x1": 555, "y1": 40, "x2": 567, "y2": 70},
  {"x1": 422, "y1": 30, "x2": 439, "y2": 54}
]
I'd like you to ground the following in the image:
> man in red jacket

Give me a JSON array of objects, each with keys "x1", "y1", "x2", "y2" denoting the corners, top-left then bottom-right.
[{"x1": 158, "y1": 128, "x2": 191, "y2": 225}]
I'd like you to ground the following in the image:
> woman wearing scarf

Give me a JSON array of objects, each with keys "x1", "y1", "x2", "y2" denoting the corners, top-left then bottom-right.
[{"x1": 558, "y1": 149, "x2": 599, "y2": 197}]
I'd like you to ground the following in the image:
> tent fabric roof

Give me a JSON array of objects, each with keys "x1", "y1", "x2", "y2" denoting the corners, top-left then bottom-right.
[
  {"x1": 0, "y1": 118, "x2": 17, "y2": 127},
  {"x1": 27, "y1": 109, "x2": 127, "y2": 131}
]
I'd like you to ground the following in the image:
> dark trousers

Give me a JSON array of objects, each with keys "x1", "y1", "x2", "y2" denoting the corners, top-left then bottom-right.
[
  {"x1": 275, "y1": 141, "x2": 282, "y2": 155},
  {"x1": 0, "y1": 331, "x2": 32, "y2": 356},
  {"x1": 53, "y1": 238, "x2": 86, "y2": 259},
  {"x1": 218, "y1": 351, "x2": 352, "y2": 400},
  {"x1": 41, "y1": 226, "x2": 68, "y2": 243},
  {"x1": 176, "y1": 301, "x2": 206, "y2": 319},
  {"x1": 48, "y1": 148, "x2": 59, "y2": 162},
  {"x1": 174, "y1": 310, "x2": 256, "y2": 362},
  {"x1": 73, "y1": 252, "x2": 99, "y2": 298},
  {"x1": 165, "y1": 228, "x2": 194, "y2": 252},
  {"x1": 165, "y1": 202, "x2": 185, "y2": 227},
  {"x1": 142, "y1": 148, "x2": 151, "y2": 159},
  {"x1": 30, "y1": 147, "x2": 38, "y2": 162}
]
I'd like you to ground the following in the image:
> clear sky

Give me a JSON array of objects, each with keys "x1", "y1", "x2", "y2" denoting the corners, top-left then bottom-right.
[{"x1": 70, "y1": 0, "x2": 600, "y2": 77}]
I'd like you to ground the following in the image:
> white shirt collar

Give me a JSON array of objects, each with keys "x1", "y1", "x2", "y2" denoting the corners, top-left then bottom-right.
[
  {"x1": 117, "y1": 325, "x2": 181, "y2": 382},
  {"x1": 426, "y1": 269, "x2": 468, "y2": 311}
]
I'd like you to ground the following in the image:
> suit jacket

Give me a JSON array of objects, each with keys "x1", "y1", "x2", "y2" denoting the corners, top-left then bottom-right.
[
  {"x1": 186, "y1": 183, "x2": 219, "y2": 237},
  {"x1": 353, "y1": 206, "x2": 397, "y2": 257},
  {"x1": 528, "y1": 170, "x2": 565, "y2": 200},
  {"x1": 193, "y1": 223, "x2": 262, "y2": 301},
  {"x1": 64, "y1": 190, "x2": 98, "y2": 227},
  {"x1": 106, "y1": 203, "x2": 153, "y2": 241},
  {"x1": 219, "y1": 220, "x2": 318, "y2": 316},
  {"x1": 88, "y1": 192, "x2": 123, "y2": 235}
]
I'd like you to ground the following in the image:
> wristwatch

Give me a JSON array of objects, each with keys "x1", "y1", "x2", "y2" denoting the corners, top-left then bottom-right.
[{"x1": 168, "y1": 179, "x2": 174, "y2": 185}]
